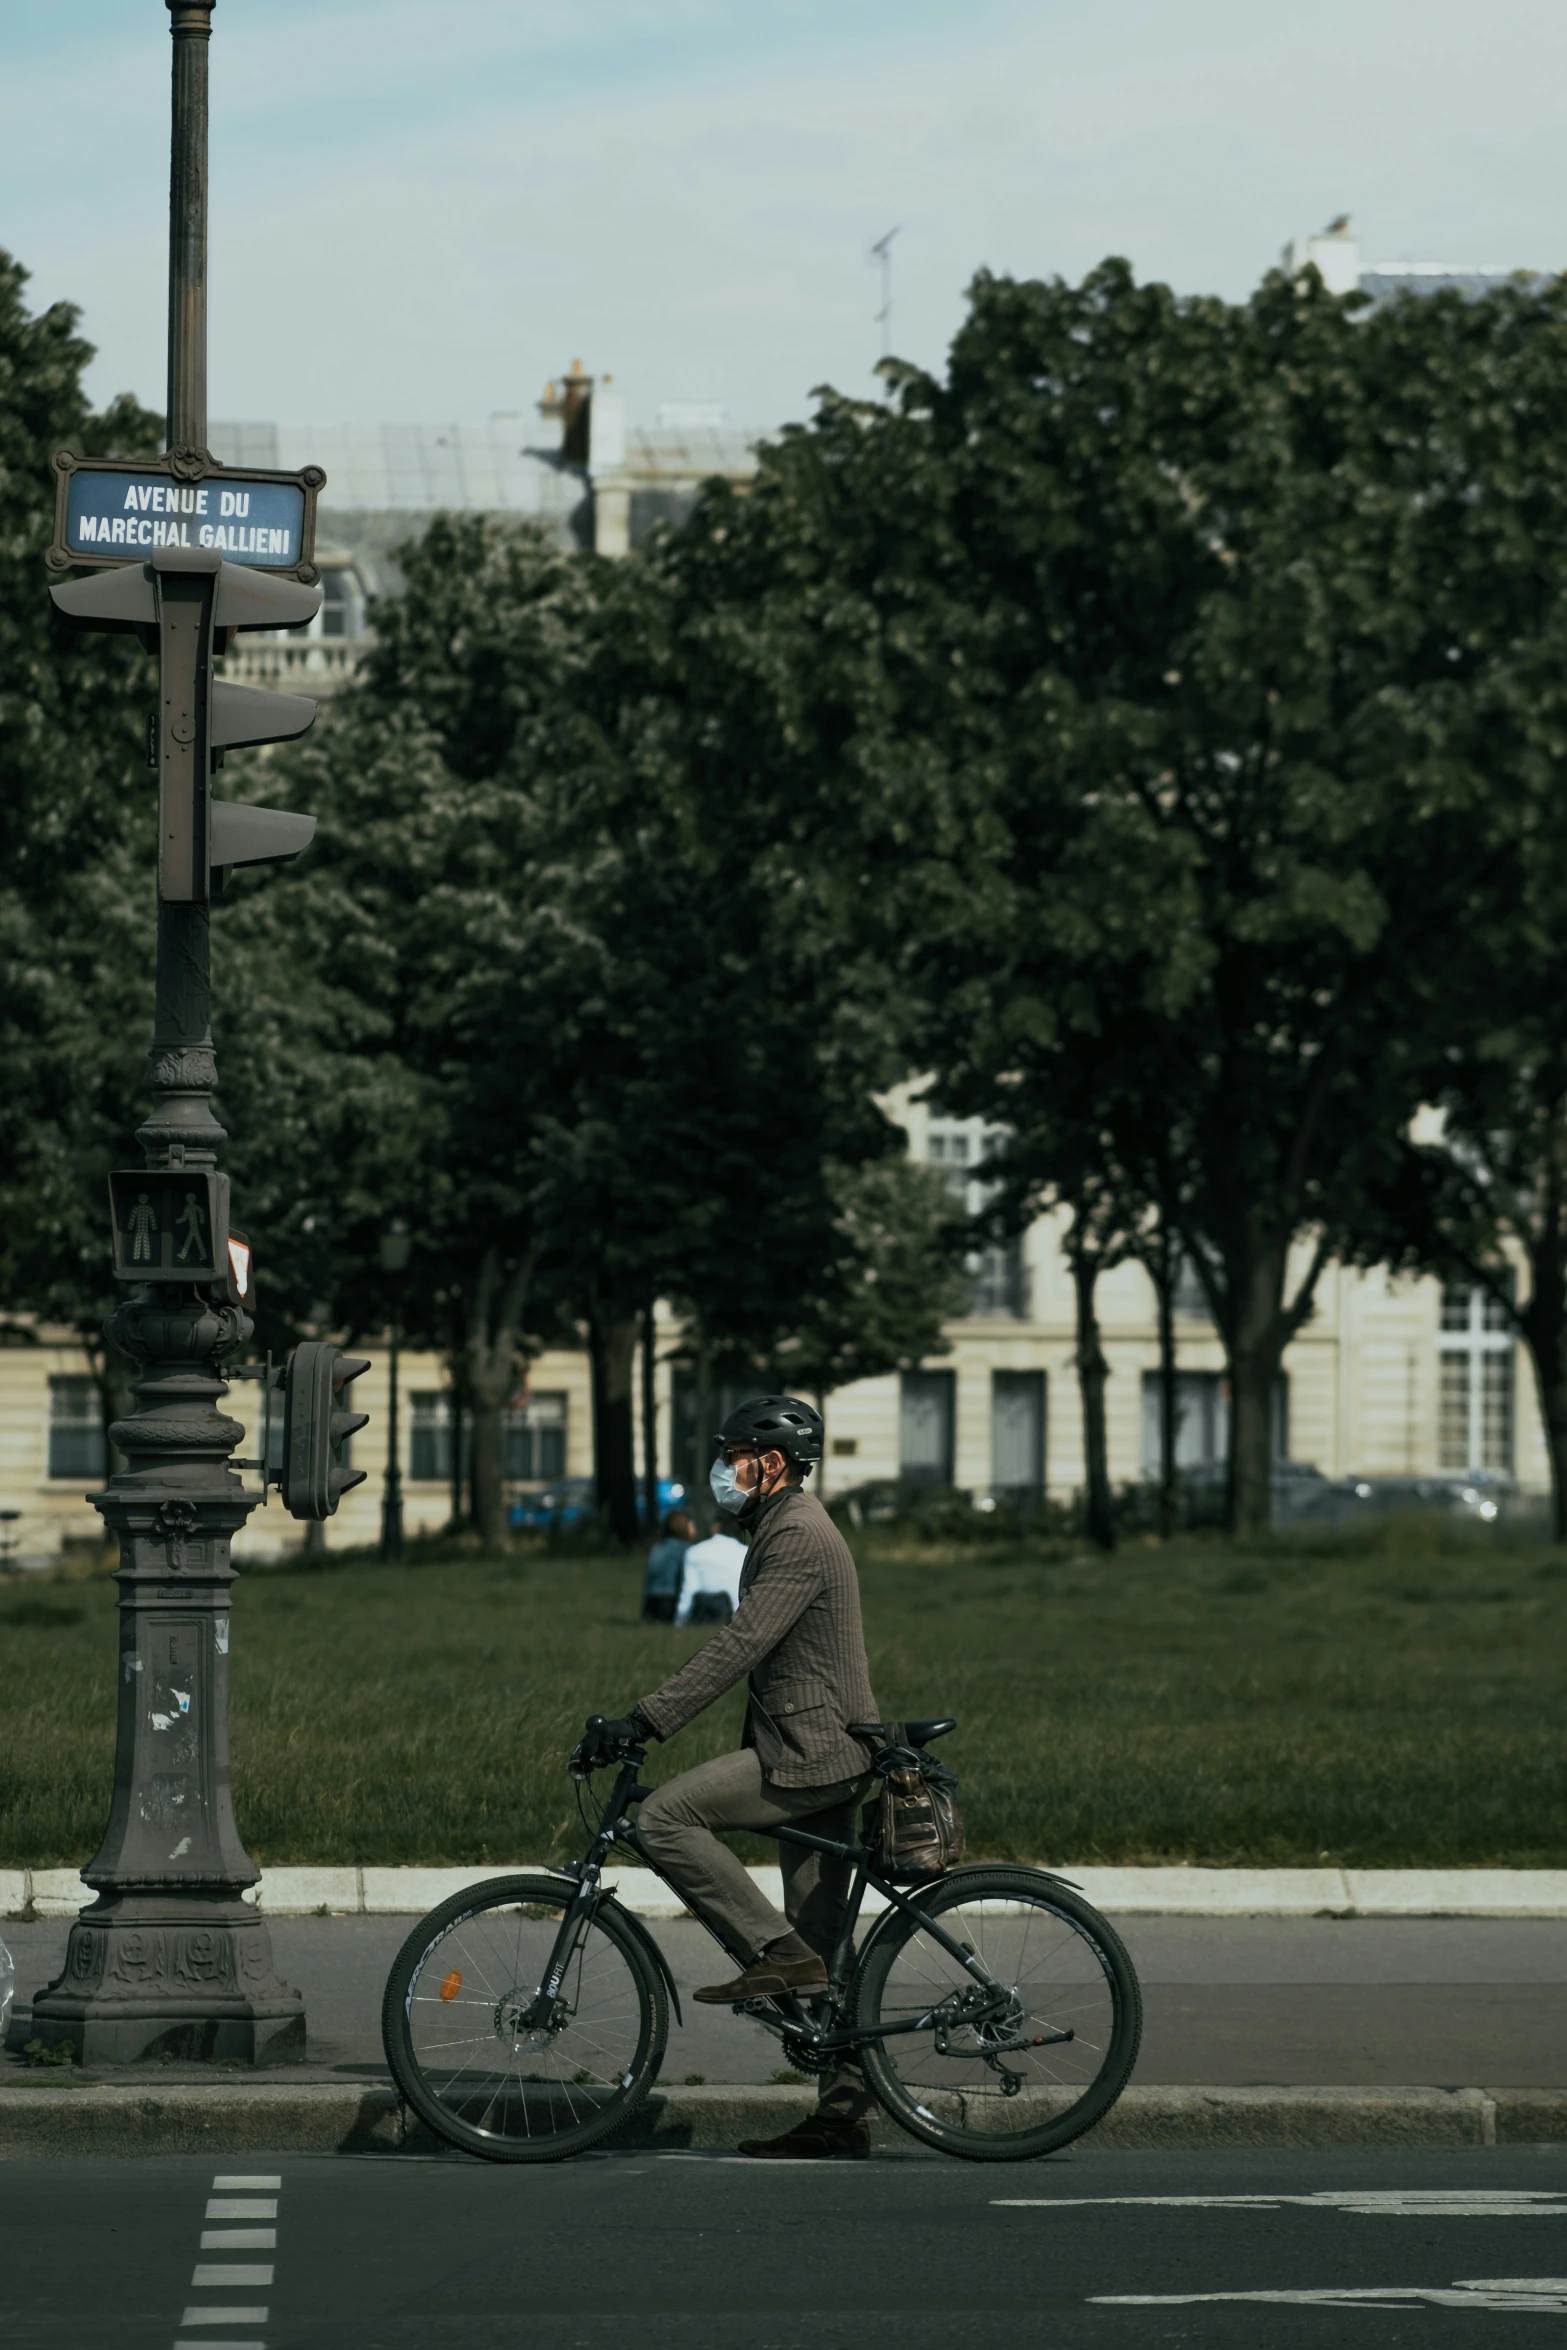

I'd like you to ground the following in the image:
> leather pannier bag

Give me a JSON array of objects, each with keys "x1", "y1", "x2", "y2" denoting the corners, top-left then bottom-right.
[{"x1": 865, "y1": 1725, "x2": 965, "y2": 1882}]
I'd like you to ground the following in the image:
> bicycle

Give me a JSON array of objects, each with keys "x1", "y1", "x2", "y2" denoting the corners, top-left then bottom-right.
[{"x1": 382, "y1": 1716, "x2": 1142, "y2": 2164}]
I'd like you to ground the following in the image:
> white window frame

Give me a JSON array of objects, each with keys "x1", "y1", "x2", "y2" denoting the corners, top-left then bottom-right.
[
  {"x1": 1437, "y1": 1282, "x2": 1515, "y2": 1473},
  {"x1": 925, "y1": 1116, "x2": 1027, "y2": 1318}
]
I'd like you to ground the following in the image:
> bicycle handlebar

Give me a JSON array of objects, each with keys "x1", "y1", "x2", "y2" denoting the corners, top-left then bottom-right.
[{"x1": 568, "y1": 1718, "x2": 648, "y2": 1781}]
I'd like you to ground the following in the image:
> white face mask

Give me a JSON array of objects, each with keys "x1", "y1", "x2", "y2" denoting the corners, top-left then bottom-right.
[{"x1": 709, "y1": 1456, "x2": 751, "y2": 1515}]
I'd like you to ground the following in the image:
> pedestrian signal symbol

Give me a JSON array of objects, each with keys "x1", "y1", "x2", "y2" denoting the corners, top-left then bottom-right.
[{"x1": 108, "y1": 1169, "x2": 226, "y2": 1283}]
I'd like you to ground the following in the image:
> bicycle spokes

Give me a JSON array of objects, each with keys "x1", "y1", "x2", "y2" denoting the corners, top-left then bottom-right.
[
  {"x1": 854, "y1": 1870, "x2": 1141, "y2": 2157},
  {"x1": 386, "y1": 1880, "x2": 666, "y2": 2157}
]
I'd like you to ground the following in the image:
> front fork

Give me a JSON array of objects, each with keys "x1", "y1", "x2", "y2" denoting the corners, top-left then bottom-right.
[{"x1": 525, "y1": 1759, "x2": 648, "y2": 2028}]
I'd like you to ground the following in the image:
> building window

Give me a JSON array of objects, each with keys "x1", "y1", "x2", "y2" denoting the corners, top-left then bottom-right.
[
  {"x1": 992, "y1": 1370, "x2": 1044, "y2": 1494},
  {"x1": 410, "y1": 1392, "x2": 453, "y2": 1484},
  {"x1": 926, "y1": 1120, "x2": 1028, "y2": 1318},
  {"x1": 254, "y1": 562, "x2": 366, "y2": 643},
  {"x1": 1172, "y1": 1253, "x2": 1211, "y2": 1319},
  {"x1": 319, "y1": 565, "x2": 367, "y2": 640},
  {"x1": 504, "y1": 1392, "x2": 567, "y2": 1484},
  {"x1": 1139, "y1": 1373, "x2": 1289, "y2": 1473},
  {"x1": 1438, "y1": 1282, "x2": 1514, "y2": 1472},
  {"x1": 900, "y1": 1370, "x2": 955, "y2": 1486},
  {"x1": 49, "y1": 1377, "x2": 105, "y2": 1480}
]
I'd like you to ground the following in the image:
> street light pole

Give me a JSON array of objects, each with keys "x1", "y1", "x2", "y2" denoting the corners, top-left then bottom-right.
[
  {"x1": 379, "y1": 1222, "x2": 410, "y2": 1560},
  {"x1": 29, "y1": 0, "x2": 303, "y2": 2065}
]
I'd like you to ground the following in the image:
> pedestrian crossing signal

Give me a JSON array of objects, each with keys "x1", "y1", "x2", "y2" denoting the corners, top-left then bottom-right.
[{"x1": 108, "y1": 1168, "x2": 227, "y2": 1282}]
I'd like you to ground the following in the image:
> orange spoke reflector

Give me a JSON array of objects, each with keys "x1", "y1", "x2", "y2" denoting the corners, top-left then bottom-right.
[{"x1": 439, "y1": 1969, "x2": 464, "y2": 2003}]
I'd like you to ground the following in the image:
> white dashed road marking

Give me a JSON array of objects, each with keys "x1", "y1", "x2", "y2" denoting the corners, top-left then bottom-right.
[
  {"x1": 994, "y1": 2190, "x2": 1567, "y2": 2219},
  {"x1": 1094, "y1": 2278, "x2": 1567, "y2": 2311},
  {"x1": 178, "y1": 2171, "x2": 279, "y2": 2348}
]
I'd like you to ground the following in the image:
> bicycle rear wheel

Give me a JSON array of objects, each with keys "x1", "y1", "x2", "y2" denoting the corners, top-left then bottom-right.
[
  {"x1": 382, "y1": 1873, "x2": 667, "y2": 2163},
  {"x1": 853, "y1": 1866, "x2": 1141, "y2": 2161}
]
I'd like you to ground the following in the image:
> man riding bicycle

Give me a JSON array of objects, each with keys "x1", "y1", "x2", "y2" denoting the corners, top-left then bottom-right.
[{"x1": 576, "y1": 1393, "x2": 879, "y2": 2161}]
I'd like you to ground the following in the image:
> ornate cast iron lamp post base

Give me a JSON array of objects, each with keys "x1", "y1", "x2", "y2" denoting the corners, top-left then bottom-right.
[{"x1": 30, "y1": 1289, "x2": 304, "y2": 2066}]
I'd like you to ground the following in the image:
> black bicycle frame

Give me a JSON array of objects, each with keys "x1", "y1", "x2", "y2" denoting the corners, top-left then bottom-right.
[{"x1": 536, "y1": 1748, "x2": 1014, "y2": 2060}]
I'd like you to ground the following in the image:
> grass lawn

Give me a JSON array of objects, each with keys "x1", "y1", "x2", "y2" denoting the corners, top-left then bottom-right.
[{"x1": 2, "y1": 1523, "x2": 1565, "y2": 1871}]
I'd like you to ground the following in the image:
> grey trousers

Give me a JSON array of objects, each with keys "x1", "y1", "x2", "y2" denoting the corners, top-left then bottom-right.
[{"x1": 636, "y1": 1747, "x2": 874, "y2": 2120}]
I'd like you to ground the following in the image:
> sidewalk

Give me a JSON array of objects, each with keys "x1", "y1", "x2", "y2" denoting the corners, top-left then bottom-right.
[
  {"x1": 5, "y1": 1902, "x2": 1567, "y2": 2157},
  {"x1": 10, "y1": 1864, "x2": 1567, "y2": 1919},
  {"x1": 7, "y1": 1874, "x2": 1566, "y2": 2158},
  {"x1": 9, "y1": 1908, "x2": 1565, "y2": 2088}
]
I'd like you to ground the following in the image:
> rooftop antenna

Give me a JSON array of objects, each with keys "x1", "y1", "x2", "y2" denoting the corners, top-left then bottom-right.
[{"x1": 871, "y1": 226, "x2": 900, "y2": 369}]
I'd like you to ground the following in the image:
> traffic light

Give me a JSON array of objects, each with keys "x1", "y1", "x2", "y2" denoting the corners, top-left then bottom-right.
[
  {"x1": 280, "y1": 1343, "x2": 370, "y2": 1521},
  {"x1": 49, "y1": 545, "x2": 321, "y2": 901}
]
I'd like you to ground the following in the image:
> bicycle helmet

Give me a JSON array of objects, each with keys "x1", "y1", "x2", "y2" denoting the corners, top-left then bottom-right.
[{"x1": 716, "y1": 1394, "x2": 824, "y2": 1471}]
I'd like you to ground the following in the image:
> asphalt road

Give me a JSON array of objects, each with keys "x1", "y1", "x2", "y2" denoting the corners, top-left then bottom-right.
[
  {"x1": 8, "y1": 1913, "x2": 1567, "y2": 2086},
  {"x1": 5, "y1": 2146, "x2": 1567, "y2": 2347}
]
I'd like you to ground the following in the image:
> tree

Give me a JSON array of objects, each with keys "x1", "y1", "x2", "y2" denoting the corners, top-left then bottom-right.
[
  {"x1": 769, "y1": 1155, "x2": 970, "y2": 1404},
  {"x1": 0, "y1": 250, "x2": 162, "y2": 1452},
  {"x1": 1337, "y1": 272, "x2": 1567, "y2": 1537},
  {"x1": 218, "y1": 693, "x2": 602, "y2": 1552},
  {"x1": 637, "y1": 261, "x2": 1501, "y2": 1533},
  {"x1": 229, "y1": 513, "x2": 917, "y2": 1548}
]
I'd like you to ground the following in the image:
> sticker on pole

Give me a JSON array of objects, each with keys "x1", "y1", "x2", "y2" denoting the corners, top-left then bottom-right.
[{"x1": 48, "y1": 451, "x2": 324, "y2": 582}]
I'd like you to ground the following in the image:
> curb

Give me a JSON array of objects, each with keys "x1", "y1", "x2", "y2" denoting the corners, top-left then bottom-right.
[
  {"x1": 10, "y1": 1865, "x2": 1567, "y2": 1921},
  {"x1": 1, "y1": 2083, "x2": 1563, "y2": 2160}
]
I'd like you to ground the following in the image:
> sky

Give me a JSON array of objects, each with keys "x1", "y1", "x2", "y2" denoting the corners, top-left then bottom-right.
[{"x1": 1, "y1": 0, "x2": 1563, "y2": 436}]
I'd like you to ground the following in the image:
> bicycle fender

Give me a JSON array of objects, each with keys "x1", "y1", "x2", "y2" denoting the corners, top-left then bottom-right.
[{"x1": 592, "y1": 1889, "x2": 684, "y2": 2026}]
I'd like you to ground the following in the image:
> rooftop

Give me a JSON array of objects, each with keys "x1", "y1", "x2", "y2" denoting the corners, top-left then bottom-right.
[{"x1": 207, "y1": 418, "x2": 759, "y2": 517}]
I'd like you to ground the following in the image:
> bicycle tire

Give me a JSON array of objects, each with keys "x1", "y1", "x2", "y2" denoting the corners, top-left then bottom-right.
[
  {"x1": 382, "y1": 1872, "x2": 668, "y2": 2163},
  {"x1": 852, "y1": 1865, "x2": 1141, "y2": 2161}
]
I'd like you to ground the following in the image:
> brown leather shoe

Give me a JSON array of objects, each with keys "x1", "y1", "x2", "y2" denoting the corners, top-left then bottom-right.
[
  {"x1": 738, "y1": 2113, "x2": 871, "y2": 2160},
  {"x1": 692, "y1": 1953, "x2": 829, "y2": 2003}
]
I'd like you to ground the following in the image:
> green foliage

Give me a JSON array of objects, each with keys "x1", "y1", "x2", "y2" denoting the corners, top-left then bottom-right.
[
  {"x1": 219, "y1": 510, "x2": 960, "y2": 1540},
  {"x1": 639, "y1": 261, "x2": 1567, "y2": 1530},
  {"x1": 772, "y1": 1156, "x2": 969, "y2": 1397},
  {"x1": 16, "y1": 231, "x2": 1567, "y2": 1561},
  {"x1": 22, "y1": 2037, "x2": 76, "y2": 2068},
  {"x1": 0, "y1": 251, "x2": 162, "y2": 1400}
]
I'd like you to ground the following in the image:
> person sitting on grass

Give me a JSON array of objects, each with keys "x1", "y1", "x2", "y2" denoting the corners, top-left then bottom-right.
[
  {"x1": 642, "y1": 1510, "x2": 695, "y2": 1623},
  {"x1": 674, "y1": 1512, "x2": 747, "y2": 1625}
]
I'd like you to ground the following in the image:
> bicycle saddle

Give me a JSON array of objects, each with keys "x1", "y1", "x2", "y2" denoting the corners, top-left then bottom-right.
[{"x1": 849, "y1": 1717, "x2": 957, "y2": 1746}]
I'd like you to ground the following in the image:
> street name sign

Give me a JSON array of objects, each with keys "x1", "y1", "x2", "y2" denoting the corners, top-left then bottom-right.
[{"x1": 49, "y1": 449, "x2": 325, "y2": 583}]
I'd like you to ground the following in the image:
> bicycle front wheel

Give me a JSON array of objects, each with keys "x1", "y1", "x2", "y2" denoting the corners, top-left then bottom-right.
[
  {"x1": 382, "y1": 1873, "x2": 667, "y2": 2163},
  {"x1": 853, "y1": 1866, "x2": 1141, "y2": 2161}
]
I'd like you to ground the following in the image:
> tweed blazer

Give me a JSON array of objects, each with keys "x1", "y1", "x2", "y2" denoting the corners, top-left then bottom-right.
[{"x1": 637, "y1": 1486, "x2": 879, "y2": 1788}]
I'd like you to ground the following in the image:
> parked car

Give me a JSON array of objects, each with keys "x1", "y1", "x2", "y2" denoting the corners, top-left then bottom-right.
[
  {"x1": 1329, "y1": 1472, "x2": 1516, "y2": 1524},
  {"x1": 509, "y1": 1476, "x2": 691, "y2": 1532},
  {"x1": 1168, "y1": 1458, "x2": 1339, "y2": 1526},
  {"x1": 510, "y1": 1476, "x2": 597, "y2": 1531},
  {"x1": 1196, "y1": 1464, "x2": 1518, "y2": 1528}
]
